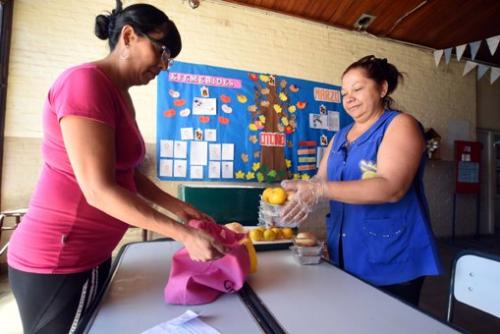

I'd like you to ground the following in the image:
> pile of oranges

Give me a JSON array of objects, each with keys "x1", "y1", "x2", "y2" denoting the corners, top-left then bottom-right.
[{"x1": 249, "y1": 226, "x2": 294, "y2": 242}]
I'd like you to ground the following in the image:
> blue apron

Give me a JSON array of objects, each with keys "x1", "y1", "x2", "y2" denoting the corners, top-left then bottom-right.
[{"x1": 326, "y1": 110, "x2": 442, "y2": 286}]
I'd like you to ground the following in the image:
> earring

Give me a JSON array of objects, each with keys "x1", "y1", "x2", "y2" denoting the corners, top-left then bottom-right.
[{"x1": 120, "y1": 45, "x2": 130, "y2": 60}]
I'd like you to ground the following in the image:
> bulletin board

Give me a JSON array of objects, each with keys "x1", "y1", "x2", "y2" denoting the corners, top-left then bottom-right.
[{"x1": 156, "y1": 61, "x2": 352, "y2": 183}]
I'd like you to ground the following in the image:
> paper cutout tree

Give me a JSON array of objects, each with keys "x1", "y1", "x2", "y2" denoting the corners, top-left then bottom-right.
[{"x1": 247, "y1": 73, "x2": 305, "y2": 183}]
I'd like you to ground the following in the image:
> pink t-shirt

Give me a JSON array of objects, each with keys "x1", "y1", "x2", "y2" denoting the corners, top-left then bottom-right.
[{"x1": 8, "y1": 63, "x2": 145, "y2": 274}]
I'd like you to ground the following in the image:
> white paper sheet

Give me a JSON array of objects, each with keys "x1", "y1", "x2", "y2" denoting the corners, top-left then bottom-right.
[
  {"x1": 309, "y1": 114, "x2": 329, "y2": 130},
  {"x1": 141, "y1": 310, "x2": 221, "y2": 334},
  {"x1": 222, "y1": 161, "x2": 233, "y2": 179},
  {"x1": 209, "y1": 161, "x2": 221, "y2": 178},
  {"x1": 221, "y1": 143, "x2": 234, "y2": 161},
  {"x1": 173, "y1": 160, "x2": 187, "y2": 177},
  {"x1": 209, "y1": 144, "x2": 221, "y2": 161},
  {"x1": 205, "y1": 129, "x2": 217, "y2": 142},
  {"x1": 180, "y1": 128, "x2": 194, "y2": 141},
  {"x1": 190, "y1": 165, "x2": 204, "y2": 179},
  {"x1": 160, "y1": 140, "x2": 173, "y2": 158},
  {"x1": 190, "y1": 141, "x2": 208, "y2": 166},
  {"x1": 174, "y1": 141, "x2": 187, "y2": 159},
  {"x1": 193, "y1": 97, "x2": 217, "y2": 115},
  {"x1": 327, "y1": 111, "x2": 340, "y2": 131},
  {"x1": 159, "y1": 159, "x2": 173, "y2": 177}
]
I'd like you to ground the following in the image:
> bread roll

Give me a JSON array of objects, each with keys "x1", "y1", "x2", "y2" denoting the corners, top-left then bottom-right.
[{"x1": 295, "y1": 232, "x2": 317, "y2": 247}]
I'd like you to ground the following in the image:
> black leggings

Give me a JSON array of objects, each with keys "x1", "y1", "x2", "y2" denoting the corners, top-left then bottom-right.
[
  {"x1": 8, "y1": 259, "x2": 111, "y2": 334},
  {"x1": 379, "y1": 276, "x2": 425, "y2": 307}
]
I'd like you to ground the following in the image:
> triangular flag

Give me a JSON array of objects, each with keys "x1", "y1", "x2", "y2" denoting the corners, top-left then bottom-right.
[
  {"x1": 433, "y1": 50, "x2": 443, "y2": 67},
  {"x1": 463, "y1": 61, "x2": 477, "y2": 76},
  {"x1": 486, "y1": 35, "x2": 500, "y2": 56},
  {"x1": 491, "y1": 67, "x2": 500, "y2": 84},
  {"x1": 455, "y1": 44, "x2": 467, "y2": 61},
  {"x1": 469, "y1": 40, "x2": 481, "y2": 60},
  {"x1": 477, "y1": 64, "x2": 489, "y2": 80},
  {"x1": 444, "y1": 48, "x2": 452, "y2": 64}
]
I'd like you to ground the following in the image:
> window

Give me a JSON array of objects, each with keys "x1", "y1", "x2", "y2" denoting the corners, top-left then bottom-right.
[{"x1": 0, "y1": 0, "x2": 14, "y2": 201}]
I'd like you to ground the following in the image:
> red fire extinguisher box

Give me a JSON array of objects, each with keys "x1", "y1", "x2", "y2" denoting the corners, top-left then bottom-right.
[{"x1": 454, "y1": 140, "x2": 481, "y2": 193}]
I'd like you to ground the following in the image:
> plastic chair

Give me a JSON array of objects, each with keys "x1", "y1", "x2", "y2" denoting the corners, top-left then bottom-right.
[
  {"x1": 0, "y1": 208, "x2": 27, "y2": 256},
  {"x1": 447, "y1": 250, "x2": 500, "y2": 323}
]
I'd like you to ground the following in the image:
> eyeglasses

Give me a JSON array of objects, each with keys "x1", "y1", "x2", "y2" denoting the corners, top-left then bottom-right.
[{"x1": 142, "y1": 34, "x2": 174, "y2": 71}]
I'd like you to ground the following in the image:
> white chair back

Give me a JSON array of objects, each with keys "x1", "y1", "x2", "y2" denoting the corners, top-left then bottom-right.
[{"x1": 447, "y1": 251, "x2": 500, "y2": 322}]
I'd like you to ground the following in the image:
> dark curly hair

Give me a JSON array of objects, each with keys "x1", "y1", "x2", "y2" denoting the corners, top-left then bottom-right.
[
  {"x1": 94, "y1": 0, "x2": 181, "y2": 58},
  {"x1": 343, "y1": 55, "x2": 404, "y2": 109}
]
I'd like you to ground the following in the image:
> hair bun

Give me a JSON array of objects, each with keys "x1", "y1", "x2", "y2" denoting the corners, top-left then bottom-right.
[
  {"x1": 94, "y1": 14, "x2": 111, "y2": 40},
  {"x1": 95, "y1": 0, "x2": 123, "y2": 41},
  {"x1": 115, "y1": 0, "x2": 123, "y2": 12}
]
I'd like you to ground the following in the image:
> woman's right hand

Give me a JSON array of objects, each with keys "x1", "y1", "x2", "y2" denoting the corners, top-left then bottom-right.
[
  {"x1": 280, "y1": 177, "x2": 326, "y2": 224},
  {"x1": 181, "y1": 227, "x2": 226, "y2": 262}
]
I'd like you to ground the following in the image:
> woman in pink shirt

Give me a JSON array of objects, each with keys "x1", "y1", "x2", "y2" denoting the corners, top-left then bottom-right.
[{"x1": 7, "y1": 2, "x2": 225, "y2": 333}]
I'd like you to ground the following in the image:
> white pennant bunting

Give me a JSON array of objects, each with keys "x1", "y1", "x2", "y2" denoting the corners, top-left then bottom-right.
[
  {"x1": 433, "y1": 50, "x2": 443, "y2": 67},
  {"x1": 477, "y1": 64, "x2": 489, "y2": 80},
  {"x1": 469, "y1": 40, "x2": 481, "y2": 60},
  {"x1": 444, "y1": 48, "x2": 452, "y2": 64},
  {"x1": 486, "y1": 35, "x2": 500, "y2": 56},
  {"x1": 463, "y1": 61, "x2": 477, "y2": 76},
  {"x1": 455, "y1": 44, "x2": 467, "y2": 61},
  {"x1": 491, "y1": 67, "x2": 500, "y2": 85}
]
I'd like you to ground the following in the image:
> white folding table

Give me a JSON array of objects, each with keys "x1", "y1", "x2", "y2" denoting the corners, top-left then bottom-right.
[
  {"x1": 81, "y1": 241, "x2": 263, "y2": 333},
  {"x1": 81, "y1": 241, "x2": 462, "y2": 334},
  {"x1": 247, "y1": 250, "x2": 462, "y2": 334}
]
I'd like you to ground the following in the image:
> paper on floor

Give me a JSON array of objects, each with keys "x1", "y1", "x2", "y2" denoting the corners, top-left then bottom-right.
[{"x1": 141, "y1": 310, "x2": 221, "y2": 334}]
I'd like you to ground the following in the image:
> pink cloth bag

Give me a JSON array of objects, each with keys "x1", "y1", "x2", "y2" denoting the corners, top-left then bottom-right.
[{"x1": 164, "y1": 220, "x2": 250, "y2": 305}]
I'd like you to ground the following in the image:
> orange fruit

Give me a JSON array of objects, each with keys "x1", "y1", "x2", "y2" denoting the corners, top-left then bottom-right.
[
  {"x1": 282, "y1": 227, "x2": 294, "y2": 239},
  {"x1": 263, "y1": 229, "x2": 276, "y2": 241},
  {"x1": 249, "y1": 229, "x2": 264, "y2": 242},
  {"x1": 267, "y1": 187, "x2": 287, "y2": 205}
]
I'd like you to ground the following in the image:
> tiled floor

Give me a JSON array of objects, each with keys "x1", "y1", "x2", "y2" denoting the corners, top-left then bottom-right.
[{"x1": 1, "y1": 230, "x2": 499, "y2": 334}]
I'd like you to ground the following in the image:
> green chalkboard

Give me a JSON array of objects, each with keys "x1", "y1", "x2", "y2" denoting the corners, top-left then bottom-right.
[{"x1": 178, "y1": 185, "x2": 264, "y2": 226}]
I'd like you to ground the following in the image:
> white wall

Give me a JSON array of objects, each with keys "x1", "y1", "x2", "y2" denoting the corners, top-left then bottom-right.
[{"x1": 477, "y1": 75, "x2": 500, "y2": 131}]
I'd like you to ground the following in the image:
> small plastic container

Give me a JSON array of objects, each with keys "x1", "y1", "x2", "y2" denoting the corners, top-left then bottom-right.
[
  {"x1": 293, "y1": 253, "x2": 322, "y2": 265},
  {"x1": 258, "y1": 198, "x2": 299, "y2": 228},
  {"x1": 258, "y1": 210, "x2": 284, "y2": 225},
  {"x1": 292, "y1": 241, "x2": 324, "y2": 256},
  {"x1": 290, "y1": 245, "x2": 322, "y2": 264},
  {"x1": 290, "y1": 242, "x2": 323, "y2": 265},
  {"x1": 259, "y1": 199, "x2": 282, "y2": 216}
]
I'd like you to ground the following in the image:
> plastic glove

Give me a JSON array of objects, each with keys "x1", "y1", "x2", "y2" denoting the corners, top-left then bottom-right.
[{"x1": 280, "y1": 177, "x2": 326, "y2": 225}]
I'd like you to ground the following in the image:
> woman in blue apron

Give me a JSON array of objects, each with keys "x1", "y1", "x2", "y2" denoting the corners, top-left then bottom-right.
[{"x1": 282, "y1": 55, "x2": 442, "y2": 306}]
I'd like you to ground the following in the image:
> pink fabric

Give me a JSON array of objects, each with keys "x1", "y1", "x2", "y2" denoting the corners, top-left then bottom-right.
[
  {"x1": 8, "y1": 63, "x2": 145, "y2": 274},
  {"x1": 164, "y1": 220, "x2": 250, "y2": 305}
]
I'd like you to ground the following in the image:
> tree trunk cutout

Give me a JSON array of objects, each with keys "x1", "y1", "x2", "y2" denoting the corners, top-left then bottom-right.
[{"x1": 248, "y1": 74, "x2": 299, "y2": 182}]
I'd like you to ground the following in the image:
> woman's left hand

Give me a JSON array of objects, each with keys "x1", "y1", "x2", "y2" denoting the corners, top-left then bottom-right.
[{"x1": 178, "y1": 202, "x2": 215, "y2": 223}]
